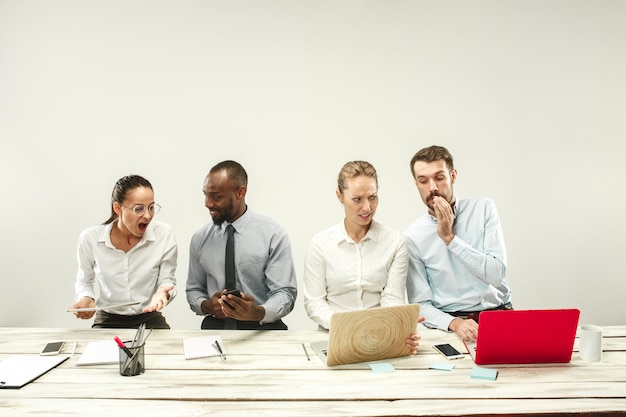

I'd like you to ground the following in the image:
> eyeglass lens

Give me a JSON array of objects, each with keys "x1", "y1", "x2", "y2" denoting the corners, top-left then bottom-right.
[{"x1": 132, "y1": 204, "x2": 160, "y2": 216}]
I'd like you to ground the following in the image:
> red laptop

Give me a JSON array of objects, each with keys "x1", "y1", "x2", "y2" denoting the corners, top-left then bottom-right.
[{"x1": 463, "y1": 309, "x2": 580, "y2": 365}]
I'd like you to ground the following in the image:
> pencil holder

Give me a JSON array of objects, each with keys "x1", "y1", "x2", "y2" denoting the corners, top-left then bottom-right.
[{"x1": 118, "y1": 340, "x2": 145, "y2": 377}]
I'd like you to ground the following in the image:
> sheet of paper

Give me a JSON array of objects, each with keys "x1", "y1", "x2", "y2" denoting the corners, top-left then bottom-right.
[{"x1": 76, "y1": 340, "x2": 119, "y2": 366}]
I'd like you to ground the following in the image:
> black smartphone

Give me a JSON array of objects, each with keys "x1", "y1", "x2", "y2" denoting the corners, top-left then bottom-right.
[
  {"x1": 433, "y1": 343, "x2": 464, "y2": 360},
  {"x1": 222, "y1": 289, "x2": 242, "y2": 308},
  {"x1": 223, "y1": 289, "x2": 242, "y2": 297},
  {"x1": 40, "y1": 341, "x2": 65, "y2": 356}
]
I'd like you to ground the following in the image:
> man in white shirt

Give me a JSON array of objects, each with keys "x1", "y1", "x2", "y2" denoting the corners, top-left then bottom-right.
[{"x1": 404, "y1": 146, "x2": 512, "y2": 341}]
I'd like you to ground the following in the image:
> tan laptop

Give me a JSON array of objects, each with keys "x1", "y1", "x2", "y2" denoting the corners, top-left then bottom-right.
[{"x1": 310, "y1": 304, "x2": 421, "y2": 366}]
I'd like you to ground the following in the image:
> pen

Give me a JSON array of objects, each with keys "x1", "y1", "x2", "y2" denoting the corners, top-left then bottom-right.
[
  {"x1": 139, "y1": 328, "x2": 152, "y2": 346},
  {"x1": 302, "y1": 343, "x2": 310, "y2": 361},
  {"x1": 134, "y1": 323, "x2": 145, "y2": 348},
  {"x1": 70, "y1": 341, "x2": 77, "y2": 356},
  {"x1": 213, "y1": 341, "x2": 226, "y2": 361},
  {"x1": 114, "y1": 336, "x2": 134, "y2": 358}
]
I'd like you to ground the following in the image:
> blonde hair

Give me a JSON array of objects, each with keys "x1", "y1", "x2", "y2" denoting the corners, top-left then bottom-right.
[{"x1": 337, "y1": 161, "x2": 378, "y2": 194}]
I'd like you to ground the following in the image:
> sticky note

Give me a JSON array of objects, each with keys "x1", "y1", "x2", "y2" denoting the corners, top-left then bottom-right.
[
  {"x1": 369, "y1": 362, "x2": 395, "y2": 373},
  {"x1": 429, "y1": 362, "x2": 455, "y2": 371},
  {"x1": 470, "y1": 367, "x2": 498, "y2": 381}
]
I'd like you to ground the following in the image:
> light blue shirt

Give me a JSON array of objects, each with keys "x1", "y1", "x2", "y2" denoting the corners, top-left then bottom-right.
[
  {"x1": 186, "y1": 209, "x2": 297, "y2": 324},
  {"x1": 404, "y1": 198, "x2": 512, "y2": 331}
]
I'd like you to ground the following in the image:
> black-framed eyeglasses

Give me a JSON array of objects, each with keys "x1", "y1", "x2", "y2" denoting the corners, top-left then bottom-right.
[{"x1": 121, "y1": 203, "x2": 161, "y2": 216}]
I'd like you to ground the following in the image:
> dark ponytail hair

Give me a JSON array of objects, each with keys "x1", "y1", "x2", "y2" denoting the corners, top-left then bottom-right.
[{"x1": 103, "y1": 175, "x2": 153, "y2": 225}]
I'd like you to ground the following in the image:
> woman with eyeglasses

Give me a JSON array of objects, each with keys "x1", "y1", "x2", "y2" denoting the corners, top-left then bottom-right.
[{"x1": 68, "y1": 175, "x2": 177, "y2": 329}]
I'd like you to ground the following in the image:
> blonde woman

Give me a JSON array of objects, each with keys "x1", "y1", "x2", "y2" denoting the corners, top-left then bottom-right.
[{"x1": 303, "y1": 161, "x2": 424, "y2": 354}]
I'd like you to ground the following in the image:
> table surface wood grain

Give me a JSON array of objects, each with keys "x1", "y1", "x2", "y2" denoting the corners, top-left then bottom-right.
[{"x1": 1, "y1": 326, "x2": 625, "y2": 416}]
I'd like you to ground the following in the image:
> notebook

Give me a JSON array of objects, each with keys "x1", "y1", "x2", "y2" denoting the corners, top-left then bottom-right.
[
  {"x1": 182, "y1": 335, "x2": 225, "y2": 360},
  {"x1": 310, "y1": 304, "x2": 421, "y2": 366},
  {"x1": 76, "y1": 340, "x2": 120, "y2": 366},
  {"x1": 463, "y1": 309, "x2": 580, "y2": 365},
  {"x1": 0, "y1": 355, "x2": 69, "y2": 389}
]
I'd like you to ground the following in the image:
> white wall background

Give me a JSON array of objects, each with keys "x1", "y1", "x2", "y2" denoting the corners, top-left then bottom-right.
[{"x1": 1, "y1": 0, "x2": 625, "y2": 330}]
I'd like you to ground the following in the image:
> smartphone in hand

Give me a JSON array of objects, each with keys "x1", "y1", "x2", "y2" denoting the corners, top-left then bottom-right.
[
  {"x1": 223, "y1": 289, "x2": 242, "y2": 297},
  {"x1": 222, "y1": 289, "x2": 242, "y2": 308}
]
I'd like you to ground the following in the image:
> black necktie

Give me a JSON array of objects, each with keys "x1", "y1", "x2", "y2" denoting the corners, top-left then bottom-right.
[
  {"x1": 225, "y1": 224, "x2": 236, "y2": 290},
  {"x1": 224, "y1": 224, "x2": 237, "y2": 330}
]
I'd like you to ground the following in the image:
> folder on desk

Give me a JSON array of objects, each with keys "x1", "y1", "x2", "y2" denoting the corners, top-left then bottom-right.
[{"x1": 0, "y1": 355, "x2": 69, "y2": 389}]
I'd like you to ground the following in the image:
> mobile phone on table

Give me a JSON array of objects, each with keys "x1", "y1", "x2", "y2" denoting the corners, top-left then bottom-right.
[
  {"x1": 433, "y1": 343, "x2": 464, "y2": 360},
  {"x1": 41, "y1": 341, "x2": 65, "y2": 356}
]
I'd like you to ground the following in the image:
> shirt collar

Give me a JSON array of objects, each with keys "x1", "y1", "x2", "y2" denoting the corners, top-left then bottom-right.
[
  {"x1": 98, "y1": 223, "x2": 113, "y2": 245},
  {"x1": 222, "y1": 207, "x2": 252, "y2": 236},
  {"x1": 99, "y1": 220, "x2": 155, "y2": 248},
  {"x1": 336, "y1": 220, "x2": 380, "y2": 244}
]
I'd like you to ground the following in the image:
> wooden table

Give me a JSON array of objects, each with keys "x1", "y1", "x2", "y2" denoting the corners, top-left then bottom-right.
[{"x1": 1, "y1": 326, "x2": 625, "y2": 416}]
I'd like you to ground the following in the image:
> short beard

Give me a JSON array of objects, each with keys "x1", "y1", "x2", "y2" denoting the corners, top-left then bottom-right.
[{"x1": 210, "y1": 201, "x2": 235, "y2": 226}]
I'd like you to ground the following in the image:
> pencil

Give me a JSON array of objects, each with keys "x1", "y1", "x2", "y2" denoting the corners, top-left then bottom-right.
[{"x1": 302, "y1": 343, "x2": 310, "y2": 361}]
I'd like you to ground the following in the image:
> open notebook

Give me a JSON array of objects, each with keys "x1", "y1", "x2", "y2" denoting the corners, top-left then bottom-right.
[
  {"x1": 0, "y1": 355, "x2": 69, "y2": 389},
  {"x1": 311, "y1": 304, "x2": 421, "y2": 366},
  {"x1": 182, "y1": 336, "x2": 225, "y2": 360}
]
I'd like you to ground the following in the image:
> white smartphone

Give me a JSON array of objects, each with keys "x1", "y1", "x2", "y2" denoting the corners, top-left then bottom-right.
[
  {"x1": 433, "y1": 343, "x2": 464, "y2": 360},
  {"x1": 40, "y1": 341, "x2": 65, "y2": 356}
]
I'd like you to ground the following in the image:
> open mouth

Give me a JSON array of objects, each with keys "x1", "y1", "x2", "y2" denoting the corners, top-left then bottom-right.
[{"x1": 138, "y1": 222, "x2": 149, "y2": 232}]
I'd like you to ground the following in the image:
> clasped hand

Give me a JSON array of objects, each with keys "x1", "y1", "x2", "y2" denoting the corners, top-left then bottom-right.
[
  {"x1": 215, "y1": 290, "x2": 264, "y2": 322},
  {"x1": 449, "y1": 317, "x2": 479, "y2": 341},
  {"x1": 204, "y1": 291, "x2": 261, "y2": 321}
]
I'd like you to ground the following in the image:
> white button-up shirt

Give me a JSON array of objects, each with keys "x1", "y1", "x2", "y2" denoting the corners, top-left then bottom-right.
[
  {"x1": 303, "y1": 220, "x2": 408, "y2": 330},
  {"x1": 74, "y1": 220, "x2": 177, "y2": 315}
]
